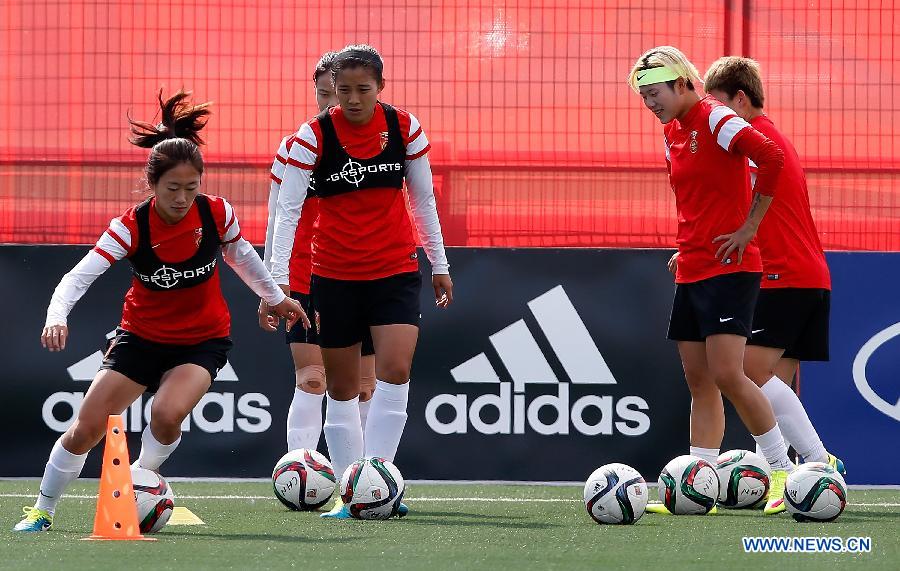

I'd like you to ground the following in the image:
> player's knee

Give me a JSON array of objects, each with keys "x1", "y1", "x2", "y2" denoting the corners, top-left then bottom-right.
[
  {"x1": 711, "y1": 370, "x2": 747, "y2": 395},
  {"x1": 296, "y1": 365, "x2": 326, "y2": 395},
  {"x1": 683, "y1": 370, "x2": 716, "y2": 397},
  {"x1": 148, "y1": 403, "x2": 187, "y2": 437},
  {"x1": 376, "y1": 362, "x2": 411, "y2": 384},
  {"x1": 65, "y1": 418, "x2": 105, "y2": 452}
]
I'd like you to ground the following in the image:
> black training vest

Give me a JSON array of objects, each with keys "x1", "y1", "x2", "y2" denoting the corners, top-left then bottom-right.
[
  {"x1": 311, "y1": 102, "x2": 406, "y2": 198},
  {"x1": 130, "y1": 194, "x2": 222, "y2": 291}
]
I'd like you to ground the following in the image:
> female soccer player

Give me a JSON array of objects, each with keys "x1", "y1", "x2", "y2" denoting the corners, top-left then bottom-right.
[
  {"x1": 270, "y1": 44, "x2": 452, "y2": 518},
  {"x1": 260, "y1": 51, "x2": 378, "y2": 452},
  {"x1": 703, "y1": 56, "x2": 845, "y2": 500},
  {"x1": 627, "y1": 46, "x2": 794, "y2": 515},
  {"x1": 14, "y1": 90, "x2": 306, "y2": 532}
]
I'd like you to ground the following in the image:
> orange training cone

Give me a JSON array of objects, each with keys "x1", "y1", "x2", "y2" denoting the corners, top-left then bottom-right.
[{"x1": 83, "y1": 415, "x2": 155, "y2": 541}]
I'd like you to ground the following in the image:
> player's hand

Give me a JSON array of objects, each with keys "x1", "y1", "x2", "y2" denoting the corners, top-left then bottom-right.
[
  {"x1": 667, "y1": 251, "x2": 679, "y2": 275},
  {"x1": 713, "y1": 224, "x2": 756, "y2": 265},
  {"x1": 433, "y1": 273, "x2": 453, "y2": 308},
  {"x1": 41, "y1": 324, "x2": 69, "y2": 352},
  {"x1": 270, "y1": 296, "x2": 310, "y2": 332},
  {"x1": 257, "y1": 299, "x2": 278, "y2": 332}
]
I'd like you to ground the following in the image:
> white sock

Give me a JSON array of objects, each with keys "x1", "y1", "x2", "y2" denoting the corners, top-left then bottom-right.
[
  {"x1": 287, "y1": 388, "x2": 324, "y2": 451},
  {"x1": 323, "y1": 395, "x2": 364, "y2": 481},
  {"x1": 761, "y1": 376, "x2": 828, "y2": 463},
  {"x1": 689, "y1": 446, "x2": 720, "y2": 465},
  {"x1": 364, "y1": 380, "x2": 409, "y2": 462},
  {"x1": 134, "y1": 425, "x2": 181, "y2": 472},
  {"x1": 35, "y1": 438, "x2": 88, "y2": 514},
  {"x1": 359, "y1": 399, "x2": 371, "y2": 434},
  {"x1": 752, "y1": 424, "x2": 793, "y2": 471}
]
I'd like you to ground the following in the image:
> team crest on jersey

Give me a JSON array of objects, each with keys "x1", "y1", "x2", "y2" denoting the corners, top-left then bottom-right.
[
  {"x1": 689, "y1": 131, "x2": 699, "y2": 153},
  {"x1": 194, "y1": 227, "x2": 203, "y2": 247},
  {"x1": 379, "y1": 131, "x2": 389, "y2": 150}
]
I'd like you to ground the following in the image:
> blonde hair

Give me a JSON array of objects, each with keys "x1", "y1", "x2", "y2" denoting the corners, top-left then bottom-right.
[
  {"x1": 704, "y1": 56, "x2": 765, "y2": 108},
  {"x1": 627, "y1": 46, "x2": 703, "y2": 93}
]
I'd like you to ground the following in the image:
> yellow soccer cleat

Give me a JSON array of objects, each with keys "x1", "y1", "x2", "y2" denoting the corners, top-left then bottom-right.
[
  {"x1": 320, "y1": 497, "x2": 350, "y2": 519},
  {"x1": 764, "y1": 469, "x2": 789, "y2": 515},
  {"x1": 826, "y1": 453, "x2": 847, "y2": 477},
  {"x1": 13, "y1": 506, "x2": 53, "y2": 532}
]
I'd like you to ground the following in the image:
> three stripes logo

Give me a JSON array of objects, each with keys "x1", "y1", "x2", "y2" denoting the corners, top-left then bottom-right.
[{"x1": 425, "y1": 286, "x2": 650, "y2": 436}]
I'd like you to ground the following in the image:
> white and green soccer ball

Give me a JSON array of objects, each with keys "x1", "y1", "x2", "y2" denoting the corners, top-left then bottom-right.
[
  {"x1": 785, "y1": 462, "x2": 848, "y2": 522},
  {"x1": 715, "y1": 449, "x2": 771, "y2": 508},
  {"x1": 583, "y1": 463, "x2": 648, "y2": 524},
  {"x1": 658, "y1": 455, "x2": 719, "y2": 515},
  {"x1": 340, "y1": 457, "x2": 405, "y2": 520}
]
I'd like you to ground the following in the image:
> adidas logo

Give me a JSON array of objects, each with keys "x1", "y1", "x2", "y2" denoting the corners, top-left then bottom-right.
[
  {"x1": 424, "y1": 286, "x2": 650, "y2": 436},
  {"x1": 41, "y1": 330, "x2": 271, "y2": 434}
]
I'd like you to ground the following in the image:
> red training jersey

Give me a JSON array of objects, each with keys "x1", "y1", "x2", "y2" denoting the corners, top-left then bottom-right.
[
  {"x1": 749, "y1": 116, "x2": 831, "y2": 290},
  {"x1": 291, "y1": 103, "x2": 430, "y2": 280},
  {"x1": 93, "y1": 194, "x2": 239, "y2": 344},
  {"x1": 664, "y1": 95, "x2": 783, "y2": 283}
]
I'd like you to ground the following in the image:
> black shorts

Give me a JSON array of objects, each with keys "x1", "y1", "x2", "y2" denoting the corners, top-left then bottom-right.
[
  {"x1": 747, "y1": 288, "x2": 830, "y2": 361},
  {"x1": 667, "y1": 272, "x2": 761, "y2": 342},
  {"x1": 285, "y1": 291, "x2": 375, "y2": 356},
  {"x1": 310, "y1": 271, "x2": 422, "y2": 349},
  {"x1": 100, "y1": 329, "x2": 232, "y2": 392}
]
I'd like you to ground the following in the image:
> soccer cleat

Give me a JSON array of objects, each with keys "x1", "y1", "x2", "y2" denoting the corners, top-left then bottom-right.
[
  {"x1": 645, "y1": 501, "x2": 717, "y2": 515},
  {"x1": 13, "y1": 507, "x2": 53, "y2": 532},
  {"x1": 320, "y1": 497, "x2": 351, "y2": 520},
  {"x1": 764, "y1": 469, "x2": 789, "y2": 515},
  {"x1": 645, "y1": 501, "x2": 672, "y2": 515},
  {"x1": 826, "y1": 453, "x2": 847, "y2": 477},
  {"x1": 397, "y1": 502, "x2": 409, "y2": 518}
]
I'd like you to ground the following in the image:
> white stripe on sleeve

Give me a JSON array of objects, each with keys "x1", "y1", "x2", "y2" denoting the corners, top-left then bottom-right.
[
  {"x1": 271, "y1": 135, "x2": 291, "y2": 180},
  {"x1": 406, "y1": 112, "x2": 430, "y2": 156},
  {"x1": 715, "y1": 116, "x2": 752, "y2": 152},
  {"x1": 222, "y1": 198, "x2": 241, "y2": 243}
]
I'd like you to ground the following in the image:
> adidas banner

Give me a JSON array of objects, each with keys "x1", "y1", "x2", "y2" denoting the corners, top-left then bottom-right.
[{"x1": 1, "y1": 246, "x2": 894, "y2": 483}]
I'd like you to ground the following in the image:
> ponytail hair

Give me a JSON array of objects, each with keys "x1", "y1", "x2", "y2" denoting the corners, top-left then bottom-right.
[{"x1": 128, "y1": 89, "x2": 212, "y2": 186}]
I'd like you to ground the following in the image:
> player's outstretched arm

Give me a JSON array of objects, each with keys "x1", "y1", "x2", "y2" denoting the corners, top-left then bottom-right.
[
  {"x1": 222, "y1": 237, "x2": 309, "y2": 331},
  {"x1": 42, "y1": 248, "x2": 116, "y2": 351}
]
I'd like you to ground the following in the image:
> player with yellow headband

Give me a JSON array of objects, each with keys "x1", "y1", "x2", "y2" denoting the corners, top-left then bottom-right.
[{"x1": 627, "y1": 46, "x2": 795, "y2": 515}]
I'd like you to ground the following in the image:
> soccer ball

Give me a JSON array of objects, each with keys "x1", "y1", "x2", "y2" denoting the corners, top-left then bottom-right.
[
  {"x1": 715, "y1": 449, "x2": 771, "y2": 508},
  {"x1": 785, "y1": 462, "x2": 848, "y2": 522},
  {"x1": 272, "y1": 448, "x2": 337, "y2": 511},
  {"x1": 583, "y1": 463, "x2": 648, "y2": 524},
  {"x1": 132, "y1": 468, "x2": 175, "y2": 533},
  {"x1": 340, "y1": 457, "x2": 405, "y2": 520},
  {"x1": 658, "y1": 455, "x2": 719, "y2": 515}
]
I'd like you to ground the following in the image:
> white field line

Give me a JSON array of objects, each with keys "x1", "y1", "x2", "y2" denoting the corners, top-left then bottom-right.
[{"x1": 0, "y1": 493, "x2": 898, "y2": 507}]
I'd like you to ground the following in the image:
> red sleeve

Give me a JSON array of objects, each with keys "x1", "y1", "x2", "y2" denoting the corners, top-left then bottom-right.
[
  {"x1": 731, "y1": 128, "x2": 784, "y2": 196},
  {"x1": 205, "y1": 195, "x2": 231, "y2": 241},
  {"x1": 118, "y1": 208, "x2": 140, "y2": 257}
]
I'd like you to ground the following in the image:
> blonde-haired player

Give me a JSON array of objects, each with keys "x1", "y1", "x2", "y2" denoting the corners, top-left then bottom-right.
[{"x1": 627, "y1": 46, "x2": 794, "y2": 515}]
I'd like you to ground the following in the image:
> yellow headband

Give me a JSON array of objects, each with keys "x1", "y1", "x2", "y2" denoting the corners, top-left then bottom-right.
[{"x1": 636, "y1": 66, "x2": 682, "y2": 87}]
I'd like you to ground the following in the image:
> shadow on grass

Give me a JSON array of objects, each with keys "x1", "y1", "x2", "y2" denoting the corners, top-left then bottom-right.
[
  {"x1": 167, "y1": 531, "x2": 364, "y2": 543},
  {"x1": 414, "y1": 510, "x2": 528, "y2": 520}
]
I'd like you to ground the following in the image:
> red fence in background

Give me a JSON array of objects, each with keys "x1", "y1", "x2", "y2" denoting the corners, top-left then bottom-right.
[{"x1": 2, "y1": 1, "x2": 898, "y2": 249}]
